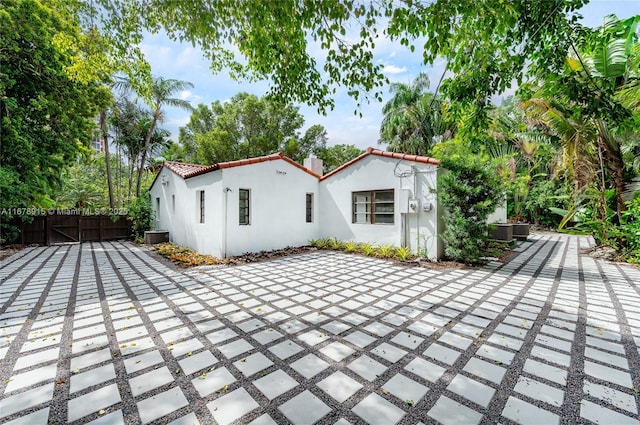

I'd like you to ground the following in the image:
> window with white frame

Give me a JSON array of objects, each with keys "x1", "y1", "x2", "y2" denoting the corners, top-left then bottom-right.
[
  {"x1": 352, "y1": 190, "x2": 394, "y2": 224},
  {"x1": 239, "y1": 189, "x2": 250, "y2": 225}
]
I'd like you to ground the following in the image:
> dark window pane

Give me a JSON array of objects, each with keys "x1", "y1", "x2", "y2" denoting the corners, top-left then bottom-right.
[
  {"x1": 239, "y1": 189, "x2": 250, "y2": 225},
  {"x1": 374, "y1": 191, "x2": 394, "y2": 202},
  {"x1": 353, "y1": 190, "x2": 394, "y2": 224}
]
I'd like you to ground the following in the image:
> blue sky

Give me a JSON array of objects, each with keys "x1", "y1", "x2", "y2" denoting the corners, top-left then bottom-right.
[{"x1": 139, "y1": 1, "x2": 639, "y2": 152}]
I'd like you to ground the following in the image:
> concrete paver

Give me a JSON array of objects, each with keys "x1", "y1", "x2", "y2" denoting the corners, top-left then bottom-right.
[{"x1": 1, "y1": 234, "x2": 640, "y2": 424}]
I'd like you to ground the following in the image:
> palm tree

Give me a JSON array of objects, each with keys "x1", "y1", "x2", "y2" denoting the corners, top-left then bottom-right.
[
  {"x1": 562, "y1": 14, "x2": 639, "y2": 222},
  {"x1": 380, "y1": 73, "x2": 454, "y2": 155},
  {"x1": 135, "y1": 77, "x2": 193, "y2": 196}
]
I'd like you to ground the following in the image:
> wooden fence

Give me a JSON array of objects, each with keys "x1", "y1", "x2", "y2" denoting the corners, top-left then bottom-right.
[{"x1": 20, "y1": 212, "x2": 132, "y2": 245}]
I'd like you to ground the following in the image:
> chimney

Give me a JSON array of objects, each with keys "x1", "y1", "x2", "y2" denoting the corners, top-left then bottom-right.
[{"x1": 304, "y1": 154, "x2": 323, "y2": 176}]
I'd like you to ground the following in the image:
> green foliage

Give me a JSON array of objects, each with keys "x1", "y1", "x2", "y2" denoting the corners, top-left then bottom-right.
[
  {"x1": 89, "y1": 1, "x2": 585, "y2": 115},
  {"x1": 315, "y1": 144, "x2": 363, "y2": 173},
  {"x1": 1, "y1": 0, "x2": 103, "y2": 217},
  {"x1": 389, "y1": 1, "x2": 587, "y2": 126},
  {"x1": 521, "y1": 180, "x2": 565, "y2": 227},
  {"x1": 380, "y1": 73, "x2": 455, "y2": 155},
  {"x1": 438, "y1": 155, "x2": 505, "y2": 264},
  {"x1": 571, "y1": 192, "x2": 640, "y2": 263},
  {"x1": 127, "y1": 194, "x2": 153, "y2": 238},
  {"x1": 308, "y1": 239, "x2": 416, "y2": 262},
  {"x1": 0, "y1": 167, "x2": 29, "y2": 243},
  {"x1": 328, "y1": 238, "x2": 345, "y2": 251},
  {"x1": 109, "y1": 94, "x2": 173, "y2": 202},
  {"x1": 129, "y1": 77, "x2": 193, "y2": 197},
  {"x1": 394, "y1": 246, "x2": 414, "y2": 261},
  {"x1": 309, "y1": 238, "x2": 330, "y2": 249},
  {"x1": 525, "y1": 14, "x2": 640, "y2": 224},
  {"x1": 430, "y1": 137, "x2": 474, "y2": 162},
  {"x1": 358, "y1": 242, "x2": 376, "y2": 256},
  {"x1": 343, "y1": 241, "x2": 358, "y2": 253},
  {"x1": 179, "y1": 93, "x2": 328, "y2": 165},
  {"x1": 619, "y1": 197, "x2": 640, "y2": 262},
  {"x1": 375, "y1": 245, "x2": 395, "y2": 259}
]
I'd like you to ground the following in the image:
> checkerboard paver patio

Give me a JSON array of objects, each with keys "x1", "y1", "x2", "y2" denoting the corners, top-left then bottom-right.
[{"x1": 1, "y1": 234, "x2": 640, "y2": 424}]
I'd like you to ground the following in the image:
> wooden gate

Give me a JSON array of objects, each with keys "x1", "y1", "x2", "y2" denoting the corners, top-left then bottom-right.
[
  {"x1": 19, "y1": 212, "x2": 132, "y2": 245},
  {"x1": 49, "y1": 213, "x2": 81, "y2": 244}
]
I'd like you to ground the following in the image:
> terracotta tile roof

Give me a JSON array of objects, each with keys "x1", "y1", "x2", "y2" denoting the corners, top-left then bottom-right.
[
  {"x1": 162, "y1": 152, "x2": 321, "y2": 180},
  {"x1": 164, "y1": 161, "x2": 216, "y2": 178},
  {"x1": 156, "y1": 148, "x2": 438, "y2": 187},
  {"x1": 320, "y1": 147, "x2": 440, "y2": 181}
]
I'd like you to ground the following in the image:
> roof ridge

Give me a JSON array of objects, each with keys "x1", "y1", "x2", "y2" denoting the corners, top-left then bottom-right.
[
  {"x1": 320, "y1": 147, "x2": 439, "y2": 181},
  {"x1": 161, "y1": 152, "x2": 320, "y2": 180}
]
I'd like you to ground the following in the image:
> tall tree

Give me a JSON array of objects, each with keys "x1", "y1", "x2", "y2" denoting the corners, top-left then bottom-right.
[
  {"x1": 315, "y1": 144, "x2": 363, "y2": 173},
  {"x1": 110, "y1": 97, "x2": 171, "y2": 201},
  {"x1": 380, "y1": 73, "x2": 455, "y2": 155},
  {"x1": 1, "y1": 0, "x2": 102, "y2": 227},
  {"x1": 135, "y1": 77, "x2": 193, "y2": 196},
  {"x1": 529, "y1": 14, "x2": 639, "y2": 223},
  {"x1": 179, "y1": 93, "x2": 328, "y2": 165},
  {"x1": 178, "y1": 103, "x2": 217, "y2": 163}
]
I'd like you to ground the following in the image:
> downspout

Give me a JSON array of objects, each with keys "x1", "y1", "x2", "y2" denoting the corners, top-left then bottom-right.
[
  {"x1": 223, "y1": 187, "x2": 232, "y2": 258},
  {"x1": 413, "y1": 166, "x2": 420, "y2": 255}
]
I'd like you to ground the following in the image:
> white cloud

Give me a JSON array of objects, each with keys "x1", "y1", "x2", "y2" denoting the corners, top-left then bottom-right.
[{"x1": 383, "y1": 64, "x2": 407, "y2": 74}]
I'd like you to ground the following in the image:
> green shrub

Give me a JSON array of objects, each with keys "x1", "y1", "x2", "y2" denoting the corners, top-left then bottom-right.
[
  {"x1": 314, "y1": 238, "x2": 331, "y2": 249},
  {"x1": 438, "y1": 155, "x2": 505, "y2": 264},
  {"x1": 394, "y1": 246, "x2": 414, "y2": 261},
  {"x1": 329, "y1": 238, "x2": 344, "y2": 250},
  {"x1": 521, "y1": 179, "x2": 565, "y2": 227},
  {"x1": 358, "y1": 242, "x2": 375, "y2": 256},
  {"x1": 375, "y1": 244, "x2": 395, "y2": 259},
  {"x1": 620, "y1": 196, "x2": 640, "y2": 262},
  {"x1": 344, "y1": 241, "x2": 358, "y2": 253},
  {"x1": 127, "y1": 194, "x2": 153, "y2": 238}
]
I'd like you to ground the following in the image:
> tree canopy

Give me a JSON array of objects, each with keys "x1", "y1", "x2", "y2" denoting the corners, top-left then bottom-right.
[
  {"x1": 88, "y1": 0, "x2": 589, "y2": 114},
  {"x1": 179, "y1": 93, "x2": 328, "y2": 165},
  {"x1": 380, "y1": 73, "x2": 455, "y2": 155},
  {"x1": 1, "y1": 0, "x2": 104, "y2": 211}
]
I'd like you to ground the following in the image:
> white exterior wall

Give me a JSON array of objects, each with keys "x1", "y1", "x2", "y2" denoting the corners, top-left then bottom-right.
[
  {"x1": 150, "y1": 167, "x2": 223, "y2": 257},
  {"x1": 319, "y1": 156, "x2": 442, "y2": 259},
  {"x1": 221, "y1": 159, "x2": 320, "y2": 256},
  {"x1": 151, "y1": 154, "x2": 445, "y2": 259}
]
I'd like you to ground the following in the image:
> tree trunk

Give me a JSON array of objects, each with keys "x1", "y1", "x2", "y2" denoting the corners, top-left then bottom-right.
[
  {"x1": 136, "y1": 149, "x2": 148, "y2": 198},
  {"x1": 596, "y1": 120, "x2": 626, "y2": 225},
  {"x1": 135, "y1": 114, "x2": 158, "y2": 197},
  {"x1": 100, "y1": 109, "x2": 115, "y2": 209},
  {"x1": 606, "y1": 147, "x2": 626, "y2": 226},
  {"x1": 128, "y1": 155, "x2": 134, "y2": 202}
]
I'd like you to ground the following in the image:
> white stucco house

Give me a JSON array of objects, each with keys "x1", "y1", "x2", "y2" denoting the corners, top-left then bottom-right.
[{"x1": 150, "y1": 148, "x2": 445, "y2": 259}]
